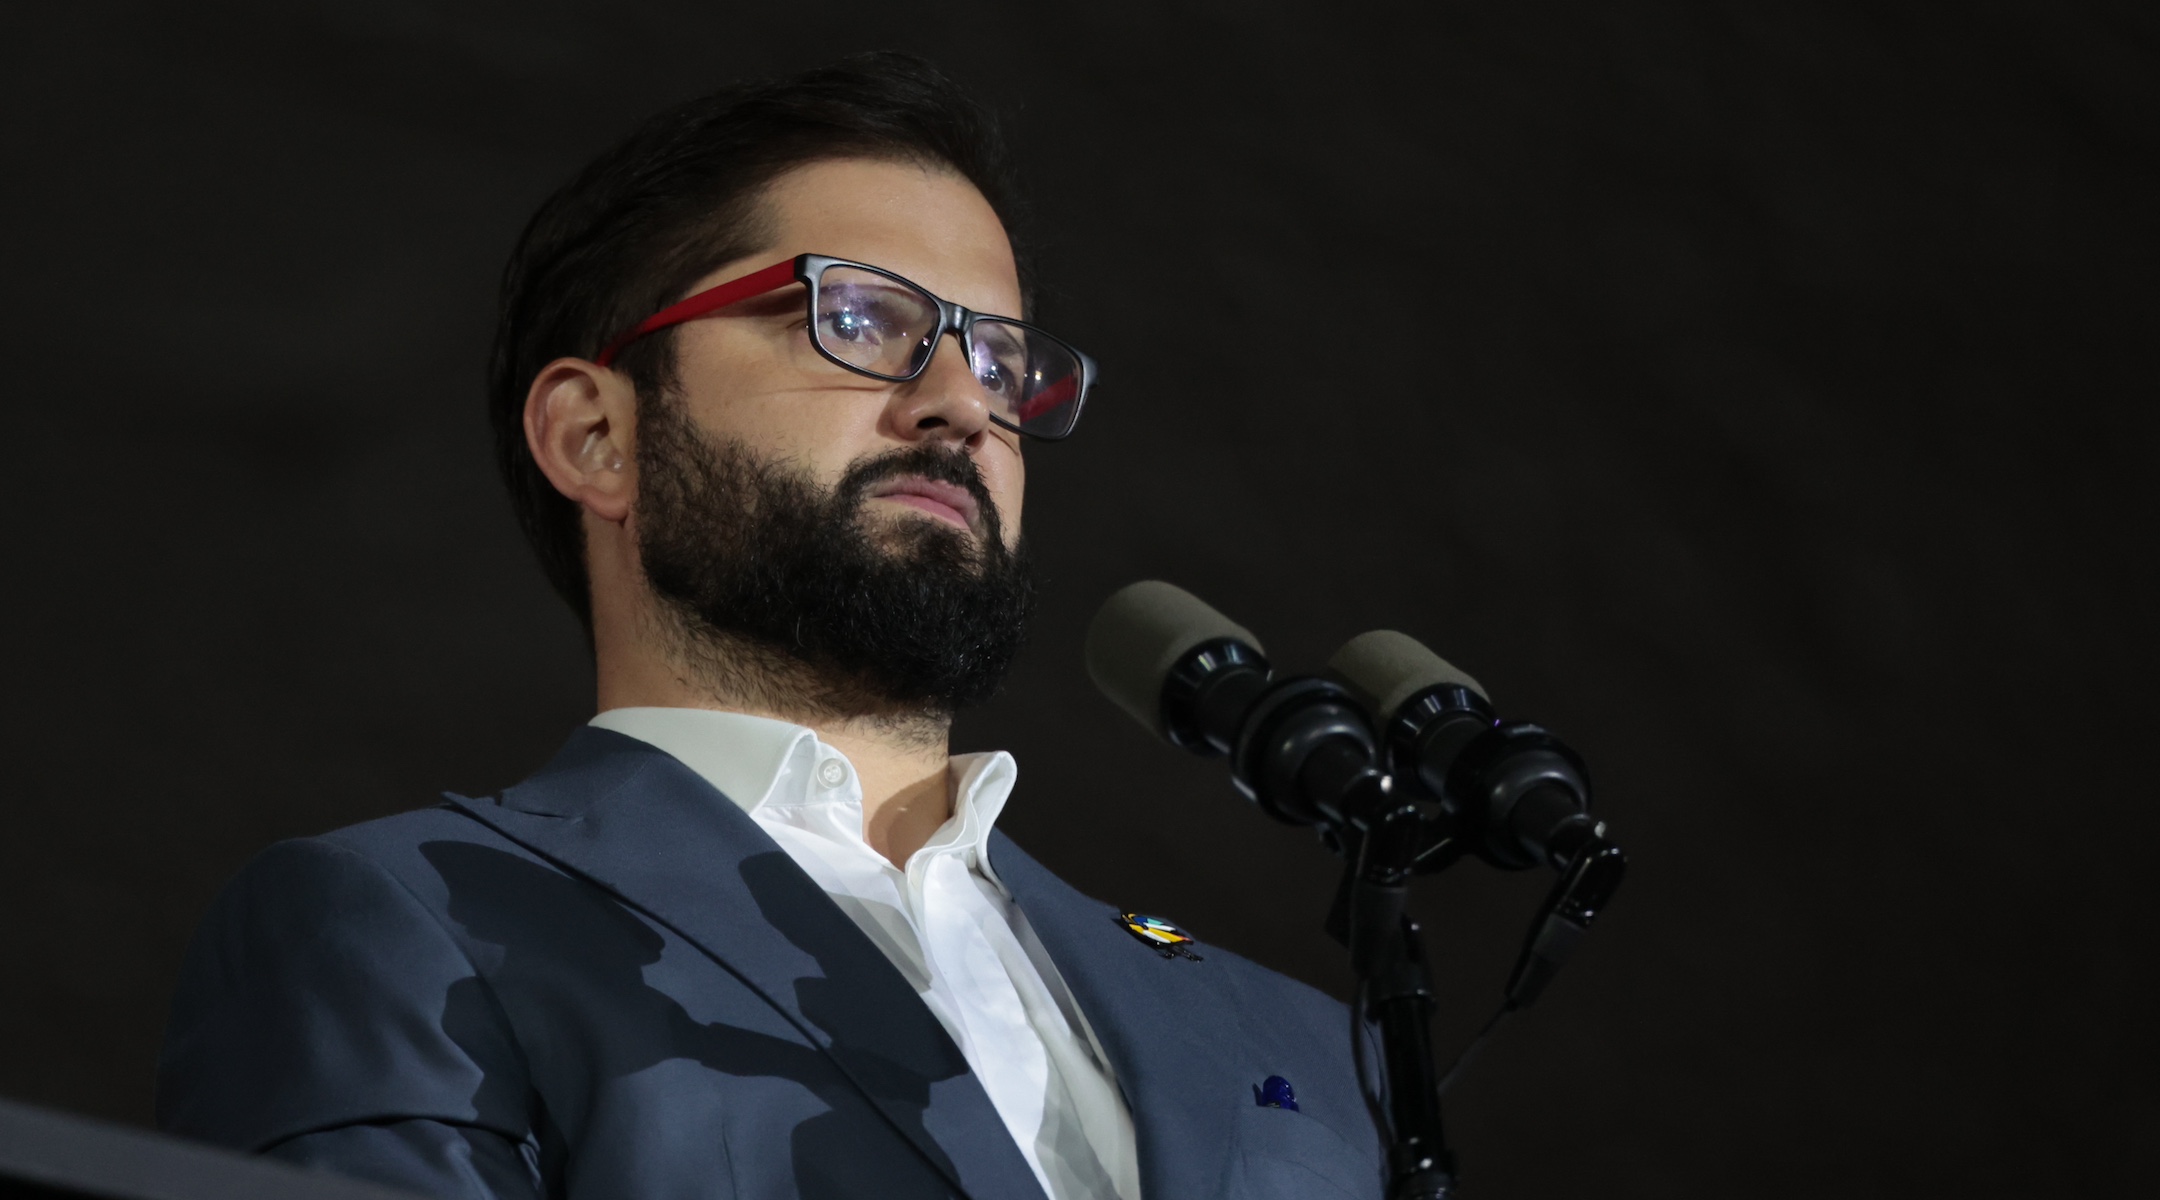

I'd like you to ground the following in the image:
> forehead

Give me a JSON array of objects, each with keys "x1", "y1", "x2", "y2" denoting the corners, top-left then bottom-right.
[{"x1": 751, "y1": 157, "x2": 1022, "y2": 317}]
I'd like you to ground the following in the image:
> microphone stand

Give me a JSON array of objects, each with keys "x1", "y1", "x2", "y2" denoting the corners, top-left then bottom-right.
[
  {"x1": 1315, "y1": 751, "x2": 1460, "y2": 1199},
  {"x1": 1366, "y1": 914, "x2": 1453, "y2": 1200}
]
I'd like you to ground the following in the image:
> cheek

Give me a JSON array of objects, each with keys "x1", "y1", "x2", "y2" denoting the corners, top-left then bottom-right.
[{"x1": 670, "y1": 378, "x2": 839, "y2": 474}]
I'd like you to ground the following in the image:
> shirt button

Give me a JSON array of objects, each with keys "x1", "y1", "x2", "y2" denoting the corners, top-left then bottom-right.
[{"x1": 816, "y1": 759, "x2": 849, "y2": 789}]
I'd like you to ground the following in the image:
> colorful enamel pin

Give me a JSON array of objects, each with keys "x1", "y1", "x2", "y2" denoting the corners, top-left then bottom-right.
[{"x1": 1115, "y1": 912, "x2": 1203, "y2": 960}]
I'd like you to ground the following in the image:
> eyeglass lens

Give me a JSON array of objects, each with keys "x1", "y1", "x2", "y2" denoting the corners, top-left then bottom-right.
[{"x1": 814, "y1": 265, "x2": 1084, "y2": 438}]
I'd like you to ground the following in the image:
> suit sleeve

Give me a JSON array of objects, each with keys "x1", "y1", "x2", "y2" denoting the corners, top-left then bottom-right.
[{"x1": 157, "y1": 837, "x2": 540, "y2": 1200}]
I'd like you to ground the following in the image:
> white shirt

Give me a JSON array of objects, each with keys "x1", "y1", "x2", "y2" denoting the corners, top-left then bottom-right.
[{"x1": 589, "y1": 707, "x2": 1142, "y2": 1200}]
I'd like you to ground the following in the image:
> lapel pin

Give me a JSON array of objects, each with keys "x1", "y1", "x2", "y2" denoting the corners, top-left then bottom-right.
[
  {"x1": 1254, "y1": 1075, "x2": 1299, "y2": 1111},
  {"x1": 1114, "y1": 912, "x2": 1203, "y2": 960}
]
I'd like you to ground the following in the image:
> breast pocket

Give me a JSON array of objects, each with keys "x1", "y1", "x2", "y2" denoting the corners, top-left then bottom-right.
[{"x1": 1224, "y1": 1105, "x2": 1385, "y2": 1200}]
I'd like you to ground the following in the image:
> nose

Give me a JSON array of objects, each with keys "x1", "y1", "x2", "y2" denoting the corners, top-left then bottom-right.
[{"x1": 883, "y1": 329, "x2": 994, "y2": 447}]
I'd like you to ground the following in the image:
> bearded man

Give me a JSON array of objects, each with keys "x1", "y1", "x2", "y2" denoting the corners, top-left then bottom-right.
[{"x1": 156, "y1": 54, "x2": 1386, "y2": 1200}]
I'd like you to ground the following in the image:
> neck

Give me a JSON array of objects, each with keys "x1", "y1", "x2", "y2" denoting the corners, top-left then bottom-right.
[{"x1": 597, "y1": 597, "x2": 957, "y2": 868}]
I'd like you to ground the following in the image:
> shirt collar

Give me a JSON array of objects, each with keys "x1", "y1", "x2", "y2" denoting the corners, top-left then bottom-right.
[{"x1": 587, "y1": 707, "x2": 1017, "y2": 874}]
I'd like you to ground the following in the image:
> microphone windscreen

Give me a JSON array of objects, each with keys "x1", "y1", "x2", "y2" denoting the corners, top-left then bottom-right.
[
  {"x1": 1085, "y1": 580, "x2": 1264, "y2": 739},
  {"x1": 1327, "y1": 630, "x2": 1488, "y2": 721}
]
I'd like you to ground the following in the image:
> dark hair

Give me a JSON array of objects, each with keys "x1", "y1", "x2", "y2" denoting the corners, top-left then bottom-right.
[{"x1": 486, "y1": 52, "x2": 1028, "y2": 629}]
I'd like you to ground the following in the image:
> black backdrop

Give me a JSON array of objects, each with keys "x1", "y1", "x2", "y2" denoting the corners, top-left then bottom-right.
[{"x1": 3, "y1": 2, "x2": 2154, "y2": 1195}]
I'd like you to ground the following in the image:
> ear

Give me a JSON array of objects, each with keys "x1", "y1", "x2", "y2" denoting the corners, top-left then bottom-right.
[{"x1": 524, "y1": 357, "x2": 636, "y2": 524}]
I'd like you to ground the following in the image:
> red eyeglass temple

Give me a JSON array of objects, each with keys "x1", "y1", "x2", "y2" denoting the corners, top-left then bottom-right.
[{"x1": 592, "y1": 259, "x2": 801, "y2": 368}]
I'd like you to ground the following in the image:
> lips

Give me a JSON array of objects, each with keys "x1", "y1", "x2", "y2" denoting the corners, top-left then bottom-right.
[{"x1": 869, "y1": 475, "x2": 981, "y2": 531}]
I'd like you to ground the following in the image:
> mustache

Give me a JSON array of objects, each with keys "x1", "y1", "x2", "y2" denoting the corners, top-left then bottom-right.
[{"x1": 835, "y1": 445, "x2": 1002, "y2": 537}]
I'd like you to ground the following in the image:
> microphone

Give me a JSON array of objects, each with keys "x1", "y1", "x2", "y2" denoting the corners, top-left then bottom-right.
[
  {"x1": 1083, "y1": 579, "x2": 1269, "y2": 753},
  {"x1": 1085, "y1": 581, "x2": 1390, "y2": 832},
  {"x1": 1327, "y1": 630, "x2": 1626, "y2": 1008},
  {"x1": 1328, "y1": 630, "x2": 1598, "y2": 873}
]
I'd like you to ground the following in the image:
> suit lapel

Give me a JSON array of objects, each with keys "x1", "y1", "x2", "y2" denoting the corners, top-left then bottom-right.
[
  {"x1": 989, "y1": 832, "x2": 1245, "y2": 1200},
  {"x1": 447, "y1": 727, "x2": 1046, "y2": 1200}
]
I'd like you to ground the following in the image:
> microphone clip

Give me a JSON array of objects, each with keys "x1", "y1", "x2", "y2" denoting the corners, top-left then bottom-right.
[{"x1": 1505, "y1": 831, "x2": 1627, "y2": 1009}]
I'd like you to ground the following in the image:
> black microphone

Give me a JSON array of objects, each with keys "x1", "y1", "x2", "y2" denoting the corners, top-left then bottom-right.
[
  {"x1": 1327, "y1": 630, "x2": 1599, "y2": 873},
  {"x1": 1085, "y1": 581, "x2": 1390, "y2": 833},
  {"x1": 1327, "y1": 630, "x2": 1626, "y2": 1009}
]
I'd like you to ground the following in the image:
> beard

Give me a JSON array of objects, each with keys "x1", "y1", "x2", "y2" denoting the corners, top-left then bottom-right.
[{"x1": 632, "y1": 394, "x2": 1035, "y2": 722}]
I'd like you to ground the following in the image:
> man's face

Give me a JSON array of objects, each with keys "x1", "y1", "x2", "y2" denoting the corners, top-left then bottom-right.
[
  {"x1": 626, "y1": 158, "x2": 1036, "y2": 714},
  {"x1": 652, "y1": 157, "x2": 1027, "y2": 549}
]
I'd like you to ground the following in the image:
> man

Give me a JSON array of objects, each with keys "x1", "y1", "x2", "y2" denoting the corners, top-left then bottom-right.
[{"x1": 157, "y1": 54, "x2": 1385, "y2": 1200}]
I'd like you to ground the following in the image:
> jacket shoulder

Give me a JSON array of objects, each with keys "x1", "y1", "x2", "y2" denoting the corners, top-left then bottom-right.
[
  {"x1": 316, "y1": 797, "x2": 521, "y2": 860},
  {"x1": 157, "y1": 802, "x2": 538, "y2": 1152}
]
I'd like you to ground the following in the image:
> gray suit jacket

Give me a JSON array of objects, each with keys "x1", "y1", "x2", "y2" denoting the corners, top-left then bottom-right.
[{"x1": 157, "y1": 727, "x2": 1387, "y2": 1199}]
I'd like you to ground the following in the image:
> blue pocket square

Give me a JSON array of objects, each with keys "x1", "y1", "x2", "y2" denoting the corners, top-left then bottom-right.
[{"x1": 1253, "y1": 1075, "x2": 1299, "y2": 1111}]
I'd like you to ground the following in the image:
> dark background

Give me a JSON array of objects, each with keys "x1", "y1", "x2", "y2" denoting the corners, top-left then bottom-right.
[{"x1": 3, "y1": 1, "x2": 2155, "y2": 1195}]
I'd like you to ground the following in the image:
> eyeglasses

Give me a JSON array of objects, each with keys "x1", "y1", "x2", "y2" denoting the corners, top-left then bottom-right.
[{"x1": 594, "y1": 253, "x2": 1096, "y2": 440}]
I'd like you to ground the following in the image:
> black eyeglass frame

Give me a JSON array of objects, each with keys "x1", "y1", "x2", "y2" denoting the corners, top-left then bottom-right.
[{"x1": 595, "y1": 252, "x2": 1098, "y2": 441}]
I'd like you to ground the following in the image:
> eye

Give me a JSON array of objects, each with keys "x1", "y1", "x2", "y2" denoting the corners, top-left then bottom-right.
[
  {"x1": 970, "y1": 330, "x2": 1029, "y2": 399},
  {"x1": 818, "y1": 286, "x2": 924, "y2": 350},
  {"x1": 971, "y1": 346, "x2": 1025, "y2": 398},
  {"x1": 828, "y1": 310, "x2": 864, "y2": 342},
  {"x1": 822, "y1": 303, "x2": 884, "y2": 345}
]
